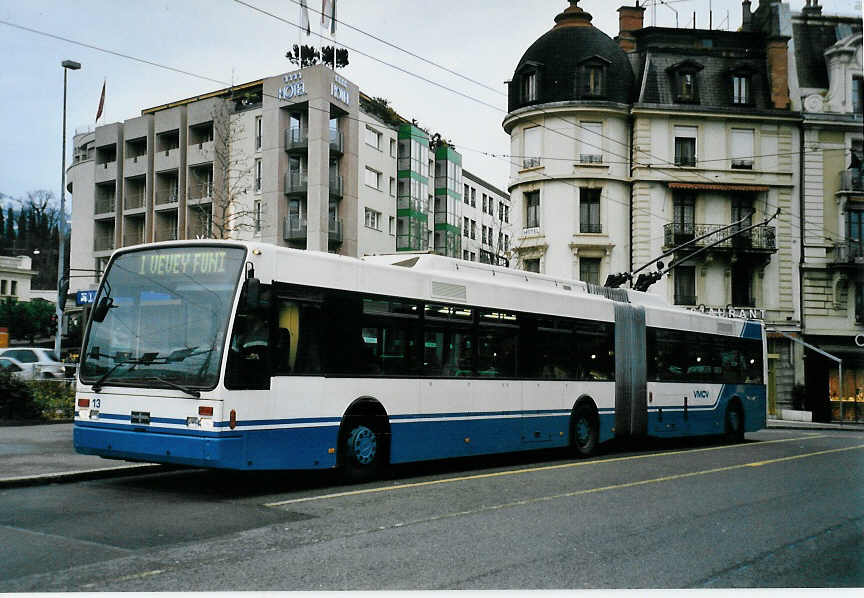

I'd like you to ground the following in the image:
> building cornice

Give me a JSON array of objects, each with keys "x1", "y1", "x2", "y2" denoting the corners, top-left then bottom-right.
[
  {"x1": 632, "y1": 105, "x2": 801, "y2": 122},
  {"x1": 503, "y1": 101, "x2": 631, "y2": 133}
]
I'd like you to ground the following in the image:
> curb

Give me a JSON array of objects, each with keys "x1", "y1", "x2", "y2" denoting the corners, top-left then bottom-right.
[
  {"x1": 0, "y1": 463, "x2": 170, "y2": 489},
  {"x1": 766, "y1": 420, "x2": 864, "y2": 432}
]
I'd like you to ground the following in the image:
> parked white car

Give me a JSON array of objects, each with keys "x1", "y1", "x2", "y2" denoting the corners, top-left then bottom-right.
[
  {"x1": 0, "y1": 347, "x2": 65, "y2": 378},
  {"x1": 0, "y1": 355, "x2": 34, "y2": 380}
]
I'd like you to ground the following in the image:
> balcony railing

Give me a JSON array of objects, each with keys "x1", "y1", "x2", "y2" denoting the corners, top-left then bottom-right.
[
  {"x1": 283, "y1": 215, "x2": 307, "y2": 242},
  {"x1": 329, "y1": 218, "x2": 343, "y2": 244},
  {"x1": 94, "y1": 197, "x2": 115, "y2": 214},
  {"x1": 330, "y1": 174, "x2": 343, "y2": 198},
  {"x1": 579, "y1": 222, "x2": 602, "y2": 234},
  {"x1": 93, "y1": 232, "x2": 115, "y2": 252},
  {"x1": 124, "y1": 192, "x2": 145, "y2": 210},
  {"x1": 579, "y1": 154, "x2": 603, "y2": 164},
  {"x1": 663, "y1": 222, "x2": 776, "y2": 252},
  {"x1": 833, "y1": 240, "x2": 864, "y2": 264},
  {"x1": 155, "y1": 226, "x2": 178, "y2": 242},
  {"x1": 156, "y1": 190, "x2": 179, "y2": 205},
  {"x1": 189, "y1": 183, "x2": 213, "y2": 201},
  {"x1": 840, "y1": 169, "x2": 864, "y2": 192},
  {"x1": 284, "y1": 171, "x2": 308, "y2": 195},
  {"x1": 329, "y1": 128, "x2": 343, "y2": 154},
  {"x1": 522, "y1": 157, "x2": 541, "y2": 169},
  {"x1": 285, "y1": 127, "x2": 308, "y2": 152}
]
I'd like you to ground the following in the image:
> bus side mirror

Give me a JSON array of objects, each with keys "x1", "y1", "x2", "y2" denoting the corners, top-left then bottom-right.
[
  {"x1": 92, "y1": 296, "x2": 114, "y2": 323},
  {"x1": 244, "y1": 278, "x2": 261, "y2": 311}
]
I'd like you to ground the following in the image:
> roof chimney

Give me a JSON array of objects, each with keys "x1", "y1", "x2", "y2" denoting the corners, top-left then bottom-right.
[
  {"x1": 741, "y1": 0, "x2": 752, "y2": 32},
  {"x1": 553, "y1": 0, "x2": 593, "y2": 29},
  {"x1": 617, "y1": 2, "x2": 646, "y2": 51},
  {"x1": 802, "y1": 0, "x2": 823, "y2": 17}
]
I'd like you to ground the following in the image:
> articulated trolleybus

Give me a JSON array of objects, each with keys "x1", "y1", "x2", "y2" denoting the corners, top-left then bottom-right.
[{"x1": 74, "y1": 241, "x2": 766, "y2": 477}]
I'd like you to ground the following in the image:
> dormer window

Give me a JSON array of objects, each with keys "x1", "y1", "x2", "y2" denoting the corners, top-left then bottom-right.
[
  {"x1": 668, "y1": 60, "x2": 703, "y2": 104},
  {"x1": 727, "y1": 64, "x2": 756, "y2": 106},
  {"x1": 578, "y1": 56, "x2": 611, "y2": 99},
  {"x1": 732, "y1": 75, "x2": 750, "y2": 105},
  {"x1": 522, "y1": 71, "x2": 538, "y2": 102}
]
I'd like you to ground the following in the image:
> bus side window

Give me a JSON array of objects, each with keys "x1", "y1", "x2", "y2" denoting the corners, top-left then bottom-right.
[{"x1": 274, "y1": 298, "x2": 322, "y2": 376}]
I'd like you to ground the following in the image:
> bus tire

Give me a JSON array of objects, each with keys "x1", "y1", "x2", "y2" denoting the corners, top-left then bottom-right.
[
  {"x1": 571, "y1": 403, "x2": 599, "y2": 458},
  {"x1": 724, "y1": 401, "x2": 745, "y2": 443},
  {"x1": 341, "y1": 418, "x2": 384, "y2": 481}
]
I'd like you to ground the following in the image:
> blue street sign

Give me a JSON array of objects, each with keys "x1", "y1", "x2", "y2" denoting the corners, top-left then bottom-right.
[{"x1": 75, "y1": 290, "x2": 98, "y2": 306}]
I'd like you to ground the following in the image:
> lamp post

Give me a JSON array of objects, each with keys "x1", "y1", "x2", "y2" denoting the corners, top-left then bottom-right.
[{"x1": 55, "y1": 59, "x2": 81, "y2": 357}]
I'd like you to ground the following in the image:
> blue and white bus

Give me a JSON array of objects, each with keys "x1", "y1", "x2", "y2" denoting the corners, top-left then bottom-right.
[{"x1": 74, "y1": 241, "x2": 766, "y2": 477}]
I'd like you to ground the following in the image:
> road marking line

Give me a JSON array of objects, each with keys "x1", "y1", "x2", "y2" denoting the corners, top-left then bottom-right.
[
  {"x1": 351, "y1": 444, "x2": 864, "y2": 529},
  {"x1": 264, "y1": 434, "x2": 829, "y2": 507}
]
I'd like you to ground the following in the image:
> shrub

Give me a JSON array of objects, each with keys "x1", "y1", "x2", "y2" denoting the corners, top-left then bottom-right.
[
  {"x1": 28, "y1": 379, "x2": 75, "y2": 419},
  {"x1": 0, "y1": 371, "x2": 40, "y2": 420}
]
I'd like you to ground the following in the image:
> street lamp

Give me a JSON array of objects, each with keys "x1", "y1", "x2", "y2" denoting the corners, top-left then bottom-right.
[{"x1": 55, "y1": 59, "x2": 81, "y2": 357}]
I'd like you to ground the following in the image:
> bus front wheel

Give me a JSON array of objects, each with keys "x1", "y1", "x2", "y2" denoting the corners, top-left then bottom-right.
[
  {"x1": 341, "y1": 420, "x2": 383, "y2": 481},
  {"x1": 571, "y1": 404, "x2": 598, "y2": 458}
]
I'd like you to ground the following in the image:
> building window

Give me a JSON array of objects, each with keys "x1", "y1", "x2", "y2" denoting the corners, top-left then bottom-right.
[
  {"x1": 482, "y1": 194, "x2": 487, "y2": 214},
  {"x1": 254, "y1": 158, "x2": 262, "y2": 192},
  {"x1": 471, "y1": 188, "x2": 476, "y2": 207},
  {"x1": 0, "y1": 280, "x2": 6, "y2": 295},
  {"x1": 579, "y1": 188, "x2": 601, "y2": 233},
  {"x1": 482, "y1": 225, "x2": 488, "y2": 245},
  {"x1": 853, "y1": 77, "x2": 863, "y2": 115},
  {"x1": 669, "y1": 61, "x2": 703, "y2": 104},
  {"x1": 674, "y1": 266, "x2": 696, "y2": 305},
  {"x1": 505, "y1": 234, "x2": 510, "y2": 251},
  {"x1": 524, "y1": 258, "x2": 540, "y2": 273},
  {"x1": 579, "y1": 58, "x2": 609, "y2": 98},
  {"x1": 731, "y1": 266, "x2": 754, "y2": 307},
  {"x1": 672, "y1": 193, "x2": 695, "y2": 243},
  {"x1": 390, "y1": 138, "x2": 397, "y2": 157},
  {"x1": 579, "y1": 122, "x2": 603, "y2": 164},
  {"x1": 523, "y1": 126, "x2": 541, "y2": 168},
  {"x1": 364, "y1": 207, "x2": 382, "y2": 230},
  {"x1": 856, "y1": 283, "x2": 864, "y2": 323},
  {"x1": 470, "y1": 220, "x2": 476, "y2": 240},
  {"x1": 521, "y1": 71, "x2": 537, "y2": 103},
  {"x1": 389, "y1": 177, "x2": 396, "y2": 197},
  {"x1": 255, "y1": 116, "x2": 262, "y2": 151},
  {"x1": 847, "y1": 207, "x2": 864, "y2": 258},
  {"x1": 674, "y1": 126, "x2": 697, "y2": 167},
  {"x1": 365, "y1": 126, "x2": 381, "y2": 150},
  {"x1": 463, "y1": 216, "x2": 469, "y2": 237},
  {"x1": 732, "y1": 75, "x2": 751, "y2": 105},
  {"x1": 579, "y1": 258, "x2": 601, "y2": 285},
  {"x1": 10, "y1": 281, "x2": 17, "y2": 296},
  {"x1": 463, "y1": 250, "x2": 470, "y2": 260},
  {"x1": 505, "y1": 205, "x2": 510, "y2": 223},
  {"x1": 389, "y1": 216, "x2": 395, "y2": 236},
  {"x1": 731, "y1": 128, "x2": 754, "y2": 169},
  {"x1": 365, "y1": 167, "x2": 381, "y2": 189},
  {"x1": 464, "y1": 184, "x2": 470, "y2": 204},
  {"x1": 525, "y1": 191, "x2": 540, "y2": 228}
]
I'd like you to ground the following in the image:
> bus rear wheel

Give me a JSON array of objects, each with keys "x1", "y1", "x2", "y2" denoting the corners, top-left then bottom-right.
[
  {"x1": 571, "y1": 404, "x2": 598, "y2": 458},
  {"x1": 341, "y1": 420, "x2": 383, "y2": 481},
  {"x1": 724, "y1": 402, "x2": 745, "y2": 443}
]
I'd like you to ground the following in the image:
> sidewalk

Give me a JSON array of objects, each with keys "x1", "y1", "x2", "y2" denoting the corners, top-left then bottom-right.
[
  {"x1": 1, "y1": 419, "x2": 863, "y2": 489},
  {"x1": 0, "y1": 422, "x2": 162, "y2": 488}
]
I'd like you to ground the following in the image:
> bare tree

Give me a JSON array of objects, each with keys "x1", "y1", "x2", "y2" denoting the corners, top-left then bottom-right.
[{"x1": 189, "y1": 97, "x2": 259, "y2": 240}]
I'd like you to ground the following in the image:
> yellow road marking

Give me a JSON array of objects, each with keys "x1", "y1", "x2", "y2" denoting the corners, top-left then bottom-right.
[{"x1": 264, "y1": 434, "x2": 830, "y2": 507}]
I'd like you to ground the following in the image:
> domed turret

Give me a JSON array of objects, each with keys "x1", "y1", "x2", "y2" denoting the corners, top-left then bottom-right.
[{"x1": 508, "y1": 0, "x2": 635, "y2": 112}]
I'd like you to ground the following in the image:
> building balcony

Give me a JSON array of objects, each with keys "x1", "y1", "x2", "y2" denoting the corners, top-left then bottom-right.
[
  {"x1": 330, "y1": 174, "x2": 343, "y2": 199},
  {"x1": 94, "y1": 197, "x2": 115, "y2": 216},
  {"x1": 155, "y1": 147, "x2": 180, "y2": 172},
  {"x1": 284, "y1": 171, "x2": 308, "y2": 196},
  {"x1": 285, "y1": 128, "x2": 308, "y2": 153},
  {"x1": 187, "y1": 140, "x2": 213, "y2": 166},
  {"x1": 839, "y1": 169, "x2": 864, "y2": 193},
  {"x1": 188, "y1": 183, "x2": 212, "y2": 202},
  {"x1": 155, "y1": 190, "x2": 179, "y2": 206},
  {"x1": 124, "y1": 154, "x2": 147, "y2": 178},
  {"x1": 329, "y1": 128, "x2": 343, "y2": 155},
  {"x1": 124, "y1": 192, "x2": 146, "y2": 211},
  {"x1": 95, "y1": 160, "x2": 117, "y2": 184},
  {"x1": 283, "y1": 215, "x2": 307, "y2": 242},
  {"x1": 832, "y1": 240, "x2": 864, "y2": 265},
  {"x1": 663, "y1": 222, "x2": 777, "y2": 253},
  {"x1": 93, "y1": 233, "x2": 115, "y2": 252}
]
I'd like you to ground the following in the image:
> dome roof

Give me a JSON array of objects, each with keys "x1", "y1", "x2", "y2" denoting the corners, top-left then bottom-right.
[{"x1": 508, "y1": 1, "x2": 635, "y2": 112}]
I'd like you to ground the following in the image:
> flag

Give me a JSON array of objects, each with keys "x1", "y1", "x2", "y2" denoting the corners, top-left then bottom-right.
[
  {"x1": 95, "y1": 80, "x2": 106, "y2": 122},
  {"x1": 321, "y1": 0, "x2": 336, "y2": 35},
  {"x1": 299, "y1": 0, "x2": 310, "y2": 35}
]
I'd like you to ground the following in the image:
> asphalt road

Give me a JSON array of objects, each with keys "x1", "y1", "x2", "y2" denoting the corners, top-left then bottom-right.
[{"x1": 1, "y1": 429, "x2": 862, "y2": 590}]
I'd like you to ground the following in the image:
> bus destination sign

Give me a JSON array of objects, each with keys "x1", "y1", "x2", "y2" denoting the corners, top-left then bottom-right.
[{"x1": 137, "y1": 249, "x2": 228, "y2": 277}]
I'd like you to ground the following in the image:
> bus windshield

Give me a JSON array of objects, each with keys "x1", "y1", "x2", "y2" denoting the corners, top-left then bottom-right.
[{"x1": 80, "y1": 245, "x2": 247, "y2": 391}]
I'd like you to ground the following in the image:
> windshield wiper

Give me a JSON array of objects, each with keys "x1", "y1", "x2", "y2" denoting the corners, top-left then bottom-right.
[
  {"x1": 144, "y1": 376, "x2": 201, "y2": 398},
  {"x1": 92, "y1": 361, "x2": 135, "y2": 393}
]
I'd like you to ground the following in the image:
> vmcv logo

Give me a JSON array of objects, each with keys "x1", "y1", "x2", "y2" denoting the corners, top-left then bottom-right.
[{"x1": 693, "y1": 389, "x2": 710, "y2": 399}]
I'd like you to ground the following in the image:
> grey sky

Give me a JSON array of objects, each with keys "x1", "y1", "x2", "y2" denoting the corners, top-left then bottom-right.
[{"x1": 0, "y1": 0, "x2": 856, "y2": 204}]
